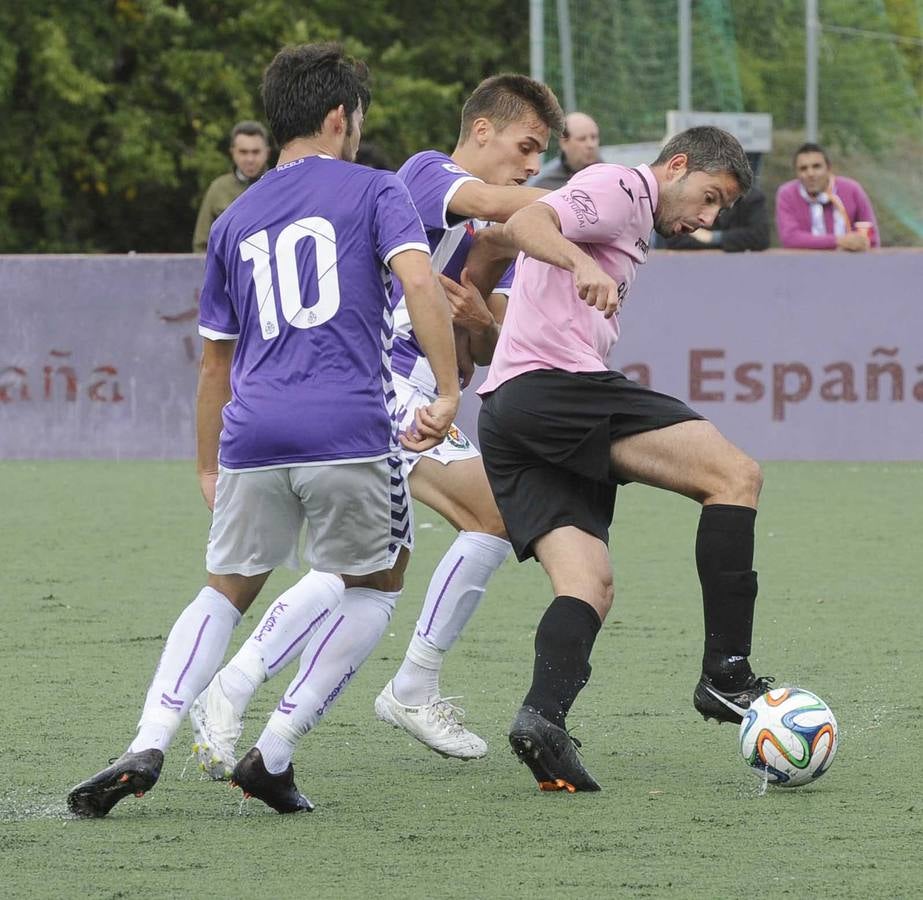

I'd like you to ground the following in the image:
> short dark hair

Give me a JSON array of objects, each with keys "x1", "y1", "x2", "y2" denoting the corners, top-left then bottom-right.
[
  {"x1": 793, "y1": 142, "x2": 830, "y2": 165},
  {"x1": 229, "y1": 120, "x2": 270, "y2": 146},
  {"x1": 261, "y1": 43, "x2": 371, "y2": 148},
  {"x1": 654, "y1": 126, "x2": 753, "y2": 194},
  {"x1": 459, "y1": 74, "x2": 564, "y2": 142}
]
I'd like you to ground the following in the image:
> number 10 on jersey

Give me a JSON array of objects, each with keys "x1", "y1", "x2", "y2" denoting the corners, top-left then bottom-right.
[{"x1": 238, "y1": 218, "x2": 341, "y2": 340}]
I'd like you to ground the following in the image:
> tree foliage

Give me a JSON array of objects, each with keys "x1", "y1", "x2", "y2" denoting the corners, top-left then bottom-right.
[
  {"x1": 2, "y1": 0, "x2": 919, "y2": 251},
  {"x1": 0, "y1": 0, "x2": 528, "y2": 251}
]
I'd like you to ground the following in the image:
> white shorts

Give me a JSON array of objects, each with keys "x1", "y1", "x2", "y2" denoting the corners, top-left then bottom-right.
[
  {"x1": 394, "y1": 373, "x2": 480, "y2": 472},
  {"x1": 205, "y1": 457, "x2": 413, "y2": 577}
]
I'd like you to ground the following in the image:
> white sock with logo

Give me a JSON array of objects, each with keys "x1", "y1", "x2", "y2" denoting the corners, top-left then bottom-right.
[
  {"x1": 130, "y1": 586, "x2": 241, "y2": 753},
  {"x1": 256, "y1": 587, "x2": 398, "y2": 773},
  {"x1": 392, "y1": 531, "x2": 510, "y2": 705},
  {"x1": 216, "y1": 571, "x2": 343, "y2": 716}
]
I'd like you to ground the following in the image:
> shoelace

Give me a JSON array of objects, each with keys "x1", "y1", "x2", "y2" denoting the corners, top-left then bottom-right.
[
  {"x1": 426, "y1": 697, "x2": 469, "y2": 736},
  {"x1": 751, "y1": 675, "x2": 776, "y2": 692}
]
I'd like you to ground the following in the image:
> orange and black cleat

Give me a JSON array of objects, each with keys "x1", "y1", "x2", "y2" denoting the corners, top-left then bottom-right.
[
  {"x1": 67, "y1": 749, "x2": 164, "y2": 818},
  {"x1": 538, "y1": 779, "x2": 577, "y2": 793},
  {"x1": 509, "y1": 706, "x2": 601, "y2": 793}
]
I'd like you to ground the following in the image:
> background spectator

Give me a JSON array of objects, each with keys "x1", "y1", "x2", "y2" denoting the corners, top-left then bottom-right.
[
  {"x1": 530, "y1": 112, "x2": 601, "y2": 189},
  {"x1": 775, "y1": 143, "x2": 879, "y2": 251},
  {"x1": 192, "y1": 121, "x2": 271, "y2": 252}
]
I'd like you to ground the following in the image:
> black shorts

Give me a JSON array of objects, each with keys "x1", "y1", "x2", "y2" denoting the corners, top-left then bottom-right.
[{"x1": 478, "y1": 369, "x2": 704, "y2": 561}]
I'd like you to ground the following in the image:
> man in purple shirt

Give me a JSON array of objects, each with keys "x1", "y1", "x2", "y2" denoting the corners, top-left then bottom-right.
[
  {"x1": 67, "y1": 43, "x2": 459, "y2": 817},
  {"x1": 188, "y1": 75, "x2": 564, "y2": 777},
  {"x1": 475, "y1": 128, "x2": 776, "y2": 792},
  {"x1": 776, "y1": 142, "x2": 879, "y2": 250}
]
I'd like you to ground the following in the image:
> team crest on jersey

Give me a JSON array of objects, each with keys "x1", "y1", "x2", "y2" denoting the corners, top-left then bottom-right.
[
  {"x1": 442, "y1": 163, "x2": 469, "y2": 175},
  {"x1": 444, "y1": 425, "x2": 470, "y2": 450}
]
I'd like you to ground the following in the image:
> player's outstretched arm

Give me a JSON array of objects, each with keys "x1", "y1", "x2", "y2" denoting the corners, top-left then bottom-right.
[
  {"x1": 448, "y1": 181, "x2": 548, "y2": 224},
  {"x1": 196, "y1": 338, "x2": 235, "y2": 510},
  {"x1": 390, "y1": 249, "x2": 460, "y2": 451},
  {"x1": 505, "y1": 203, "x2": 621, "y2": 318}
]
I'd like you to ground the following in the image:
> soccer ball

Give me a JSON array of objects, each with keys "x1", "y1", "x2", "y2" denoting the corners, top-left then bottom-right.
[{"x1": 738, "y1": 687, "x2": 838, "y2": 787}]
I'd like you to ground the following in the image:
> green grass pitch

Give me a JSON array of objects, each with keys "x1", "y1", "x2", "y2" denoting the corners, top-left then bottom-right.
[{"x1": 1, "y1": 461, "x2": 920, "y2": 898}]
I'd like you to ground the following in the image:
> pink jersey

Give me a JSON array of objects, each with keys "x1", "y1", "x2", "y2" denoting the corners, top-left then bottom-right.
[{"x1": 479, "y1": 163, "x2": 657, "y2": 396}]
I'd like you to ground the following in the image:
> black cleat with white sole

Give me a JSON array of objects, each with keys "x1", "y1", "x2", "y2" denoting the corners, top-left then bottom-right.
[
  {"x1": 231, "y1": 748, "x2": 314, "y2": 814},
  {"x1": 693, "y1": 672, "x2": 774, "y2": 724},
  {"x1": 67, "y1": 749, "x2": 164, "y2": 818},
  {"x1": 508, "y1": 706, "x2": 601, "y2": 793}
]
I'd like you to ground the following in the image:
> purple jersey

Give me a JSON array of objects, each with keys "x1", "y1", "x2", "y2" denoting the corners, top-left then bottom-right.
[
  {"x1": 198, "y1": 155, "x2": 429, "y2": 469},
  {"x1": 391, "y1": 150, "x2": 482, "y2": 393}
]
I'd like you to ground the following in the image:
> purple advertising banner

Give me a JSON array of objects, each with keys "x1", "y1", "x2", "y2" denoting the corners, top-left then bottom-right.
[
  {"x1": 0, "y1": 255, "x2": 204, "y2": 459},
  {"x1": 460, "y1": 249, "x2": 923, "y2": 461},
  {"x1": 1, "y1": 251, "x2": 921, "y2": 461}
]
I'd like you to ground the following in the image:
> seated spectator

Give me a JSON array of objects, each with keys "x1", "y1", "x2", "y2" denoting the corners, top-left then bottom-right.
[
  {"x1": 192, "y1": 121, "x2": 271, "y2": 252},
  {"x1": 530, "y1": 112, "x2": 601, "y2": 189},
  {"x1": 656, "y1": 186, "x2": 770, "y2": 252},
  {"x1": 775, "y1": 143, "x2": 879, "y2": 251}
]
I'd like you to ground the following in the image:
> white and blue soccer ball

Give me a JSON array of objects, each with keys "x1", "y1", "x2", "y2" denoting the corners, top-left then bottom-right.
[{"x1": 739, "y1": 687, "x2": 838, "y2": 787}]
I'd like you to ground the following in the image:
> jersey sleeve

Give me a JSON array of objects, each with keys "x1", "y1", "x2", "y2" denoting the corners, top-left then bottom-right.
[
  {"x1": 198, "y1": 239, "x2": 239, "y2": 340},
  {"x1": 399, "y1": 151, "x2": 482, "y2": 230},
  {"x1": 539, "y1": 165, "x2": 636, "y2": 244},
  {"x1": 492, "y1": 261, "x2": 516, "y2": 296},
  {"x1": 371, "y1": 173, "x2": 431, "y2": 269}
]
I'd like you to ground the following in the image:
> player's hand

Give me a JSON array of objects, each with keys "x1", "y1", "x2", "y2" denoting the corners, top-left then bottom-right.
[
  {"x1": 399, "y1": 394, "x2": 459, "y2": 453},
  {"x1": 836, "y1": 231, "x2": 870, "y2": 252},
  {"x1": 572, "y1": 254, "x2": 620, "y2": 318},
  {"x1": 439, "y1": 269, "x2": 495, "y2": 335},
  {"x1": 198, "y1": 470, "x2": 218, "y2": 511},
  {"x1": 690, "y1": 227, "x2": 714, "y2": 244}
]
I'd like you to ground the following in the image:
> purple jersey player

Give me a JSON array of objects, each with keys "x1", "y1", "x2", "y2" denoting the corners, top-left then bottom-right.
[
  {"x1": 67, "y1": 43, "x2": 459, "y2": 818},
  {"x1": 187, "y1": 75, "x2": 565, "y2": 776}
]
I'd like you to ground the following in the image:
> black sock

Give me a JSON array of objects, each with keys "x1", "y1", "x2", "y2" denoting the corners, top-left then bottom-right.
[
  {"x1": 523, "y1": 596, "x2": 602, "y2": 728},
  {"x1": 696, "y1": 504, "x2": 758, "y2": 687}
]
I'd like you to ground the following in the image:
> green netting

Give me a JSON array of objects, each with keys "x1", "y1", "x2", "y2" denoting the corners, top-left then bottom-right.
[{"x1": 537, "y1": 0, "x2": 923, "y2": 245}]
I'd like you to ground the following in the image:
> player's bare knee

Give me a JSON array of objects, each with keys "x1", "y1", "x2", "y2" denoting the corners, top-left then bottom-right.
[
  {"x1": 343, "y1": 570, "x2": 405, "y2": 593},
  {"x1": 470, "y1": 508, "x2": 507, "y2": 539},
  {"x1": 729, "y1": 455, "x2": 763, "y2": 506},
  {"x1": 704, "y1": 452, "x2": 762, "y2": 508},
  {"x1": 567, "y1": 569, "x2": 613, "y2": 620},
  {"x1": 592, "y1": 572, "x2": 614, "y2": 620}
]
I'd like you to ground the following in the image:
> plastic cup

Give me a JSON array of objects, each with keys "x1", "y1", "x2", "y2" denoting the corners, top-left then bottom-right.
[{"x1": 854, "y1": 221, "x2": 872, "y2": 240}]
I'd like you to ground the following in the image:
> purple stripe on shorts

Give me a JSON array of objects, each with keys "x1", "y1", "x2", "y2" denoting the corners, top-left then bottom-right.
[
  {"x1": 420, "y1": 556, "x2": 464, "y2": 638},
  {"x1": 173, "y1": 614, "x2": 211, "y2": 694},
  {"x1": 285, "y1": 614, "x2": 345, "y2": 698},
  {"x1": 266, "y1": 609, "x2": 330, "y2": 671}
]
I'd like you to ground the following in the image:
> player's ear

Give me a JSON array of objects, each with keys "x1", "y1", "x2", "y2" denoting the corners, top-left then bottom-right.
[
  {"x1": 327, "y1": 104, "x2": 347, "y2": 134},
  {"x1": 667, "y1": 153, "x2": 688, "y2": 180},
  {"x1": 472, "y1": 117, "x2": 494, "y2": 147}
]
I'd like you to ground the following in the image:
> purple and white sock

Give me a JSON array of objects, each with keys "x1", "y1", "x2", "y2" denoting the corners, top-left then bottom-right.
[
  {"x1": 256, "y1": 586, "x2": 398, "y2": 772},
  {"x1": 130, "y1": 586, "x2": 241, "y2": 753},
  {"x1": 217, "y1": 571, "x2": 343, "y2": 716},
  {"x1": 392, "y1": 531, "x2": 510, "y2": 705}
]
